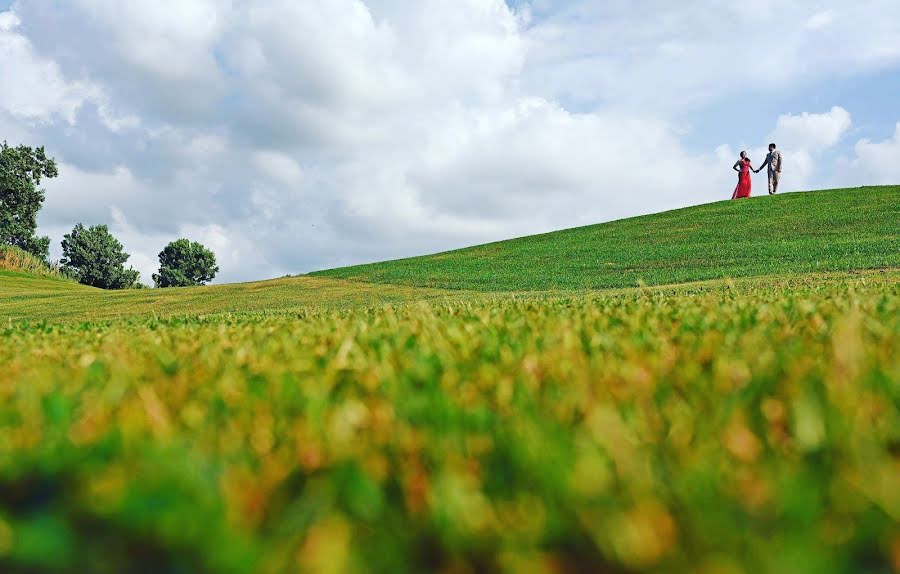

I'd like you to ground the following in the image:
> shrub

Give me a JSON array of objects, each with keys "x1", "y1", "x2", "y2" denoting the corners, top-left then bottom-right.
[
  {"x1": 153, "y1": 239, "x2": 218, "y2": 288},
  {"x1": 60, "y1": 224, "x2": 140, "y2": 289}
]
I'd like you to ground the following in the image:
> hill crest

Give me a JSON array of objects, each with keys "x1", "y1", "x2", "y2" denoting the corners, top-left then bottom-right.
[{"x1": 312, "y1": 186, "x2": 900, "y2": 291}]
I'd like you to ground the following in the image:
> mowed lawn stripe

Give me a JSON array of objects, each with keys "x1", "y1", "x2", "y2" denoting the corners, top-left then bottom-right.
[{"x1": 0, "y1": 274, "x2": 459, "y2": 324}]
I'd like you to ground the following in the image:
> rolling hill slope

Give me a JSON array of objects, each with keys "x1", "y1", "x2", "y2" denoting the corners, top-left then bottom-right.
[
  {"x1": 313, "y1": 186, "x2": 900, "y2": 290},
  {"x1": 2, "y1": 243, "x2": 458, "y2": 323},
  {"x1": 0, "y1": 271, "x2": 458, "y2": 323},
  {"x1": 2, "y1": 190, "x2": 900, "y2": 573},
  {"x1": 3, "y1": 186, "x2": 898, "y2": 323}
]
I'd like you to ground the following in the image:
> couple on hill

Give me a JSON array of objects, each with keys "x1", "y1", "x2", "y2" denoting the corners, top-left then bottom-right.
[{"x1": 732, "y1": 143, "x2": 783, "y2": 199}]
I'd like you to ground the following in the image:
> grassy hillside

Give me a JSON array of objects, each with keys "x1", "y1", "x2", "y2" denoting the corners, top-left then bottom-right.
[
  {"x1": 1, "y1": 270, "x2": 898, "y2": 574},
  {"x1": 0, "y1": 274, "x2": 457, "y2": 324},
  {"x1": 0, "y1": 245, "x2": 74, "y2": 282},
  {"x1": 313, "y1": 186, "x2": 900, "y2": 290},
  {"x1": 2, "y1": 187, "x2": 900, "y2": 573}
]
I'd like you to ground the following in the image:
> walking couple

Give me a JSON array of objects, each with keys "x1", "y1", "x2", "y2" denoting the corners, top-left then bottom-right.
[{"x1": 732, "y1": 143, "x2": 783, "y2": 199}]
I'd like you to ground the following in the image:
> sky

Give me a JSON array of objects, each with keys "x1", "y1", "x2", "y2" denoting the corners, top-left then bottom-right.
[{"x1": 1, "y1": 0, "x2": 899, "y2": 284}]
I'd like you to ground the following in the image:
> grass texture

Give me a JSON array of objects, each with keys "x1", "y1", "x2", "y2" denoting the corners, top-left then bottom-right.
[
  {"x1": 313, "y1": 187, "x2": 900, "y2": 291},
  {"x1": 0, "y1": 274, "x2": 455, "y2": 324},
  {"x1": 1, "y1": 187, "x2": 899, "y2": 573},
  {"x1": 1, "y1": 271, "x2": 899, "y2": 573},
  {"x1": 0, "y1": 246, "x2": 73, "y2": 283}
]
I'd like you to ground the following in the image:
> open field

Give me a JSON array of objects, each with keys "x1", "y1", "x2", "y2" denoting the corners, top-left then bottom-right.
[
  {"x1": 0, "y1": 271, "x2": 456, "y2": 325},
  {"x1": 1, "y1": 189, "x2": 899, "y2": 573},
  {"x1": 2, "y1": 270, "x2": 899, "y2": 573},
  {"x1": 314, "y1": 187, "x2": 900, "y2": 291}
]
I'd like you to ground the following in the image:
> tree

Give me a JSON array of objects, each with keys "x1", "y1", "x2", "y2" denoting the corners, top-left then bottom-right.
[
  {"x1": 0, "y1": 142, "x2": 58, "y2": 259},
  {"x1": 153, "y1": 239, "x2": 219, "y2": 288},
  {"x1": 60, "y1": 224, "x2": 140, "y2": 289}
]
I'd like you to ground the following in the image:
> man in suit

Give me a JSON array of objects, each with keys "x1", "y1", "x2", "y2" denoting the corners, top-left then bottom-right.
[{"x1": 755, "y1": 143, "x2": 783, "y2": 195}]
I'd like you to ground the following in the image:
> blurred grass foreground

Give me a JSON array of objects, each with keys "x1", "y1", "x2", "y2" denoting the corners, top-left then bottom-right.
[{"x1": 1, "y1": 272, "x2": 898, "y2": 573}]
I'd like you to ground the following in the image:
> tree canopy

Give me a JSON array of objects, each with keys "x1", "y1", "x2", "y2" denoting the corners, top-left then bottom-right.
[
  {"x1": 153, "y1": 238, "x2": 219, "y2": 288},
  {"x1": 61, "y1": 223, "x2": 140, "y2": 289},
  {"x1": 0, "y1": 142, "x2": 58, "y2": 259}
]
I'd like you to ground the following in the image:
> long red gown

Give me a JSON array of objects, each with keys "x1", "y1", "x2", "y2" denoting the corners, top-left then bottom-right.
[{"x1": 732, "y1": 159, "x2": 752, "y2": 199}]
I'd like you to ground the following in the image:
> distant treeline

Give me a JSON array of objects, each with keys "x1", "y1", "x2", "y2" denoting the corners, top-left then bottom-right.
[{"x1": 1, "y1": 141, "x2": 218, "y2": 289}]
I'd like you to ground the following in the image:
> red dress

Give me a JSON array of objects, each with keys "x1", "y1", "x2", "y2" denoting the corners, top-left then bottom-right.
[{"x1": 732, "y1": 159, "x2": 752, "y2": 199}]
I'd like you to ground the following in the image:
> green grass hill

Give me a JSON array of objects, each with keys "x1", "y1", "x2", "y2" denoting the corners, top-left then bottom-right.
[
  {"x1": 313, "y1": 186, "x2": 900, "y2": 290},
  {"x1": 2, "y1": 186, "x2": 898, "y2": 324},
  {"x1": 0, "y1": 244, "x2": 74, "y2": 282},
  {"x1": 1, "y1": 186, "x2": 899, "y2": 574},
  {"x1": 0, "y1": 272, "x2": 457, "y2": 324},
  {"x1": 0, "y1": 244, "x2": 457, "y2": 324}
]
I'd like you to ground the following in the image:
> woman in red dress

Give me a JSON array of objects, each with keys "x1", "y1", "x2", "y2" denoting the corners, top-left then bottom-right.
[{"x1": 731, "y1": 151, "x2": 753, "y2": 199}]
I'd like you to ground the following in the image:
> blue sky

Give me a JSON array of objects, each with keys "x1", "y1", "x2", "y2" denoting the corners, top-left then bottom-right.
[
  {"x1": 678, "y1": 69, "x2": 900, "y2": 185},
  {"x1": 2, "y1": 1, "x2": 899, "y2": 283},
  {"x1": 684, "y1": 67, "x2": 900, "y2": 150}
]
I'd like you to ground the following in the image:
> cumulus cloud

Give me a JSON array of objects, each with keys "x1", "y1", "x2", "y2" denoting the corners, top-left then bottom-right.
[
  {"x1": 835, "y1": 124, "x2": 900, "y2": 186},
  {"x1": 1, "y1": 1, "x2": 898, "y2": 283},
  {"x1": 0, "y1": 11, "x2": 97, "y2": 124},
  {"x1": 770, "y1": 107, "x2": 852, "y2": 154},
  {"x1": 517, "y1": 2, "x2": 900, "y2": 111},
  {"x1": 11, "y1": 0, "x2": 231, "y2": 121},
  {"x1": 411, "y1": 99, "x2": 715, "y2": 224}
]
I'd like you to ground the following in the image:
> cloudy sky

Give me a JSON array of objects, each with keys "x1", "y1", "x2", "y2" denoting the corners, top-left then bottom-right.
[{"x1": 2, "y1": 0, "x2": 899, "y2": 284}]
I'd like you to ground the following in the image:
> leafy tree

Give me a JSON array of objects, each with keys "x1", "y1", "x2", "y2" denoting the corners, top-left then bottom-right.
[
  {"x1": 153, "y1": 239, "x2": 219, "y2": 288},
  {"x1": 0, "y1": 141, "x2": 58, "y2": 259},
  {"x1": 61, "y1": 224, "x2": 140, "y2": 289}
]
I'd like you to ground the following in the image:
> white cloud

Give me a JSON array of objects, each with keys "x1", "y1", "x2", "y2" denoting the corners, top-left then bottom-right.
[
  {"x1": 835, "y1": 124, "x2": 900, "y2": 186},
  {"x1": 87, "y1": 1, "x2": 228, "y2": 84},
  {"x1": 2, "y1": 1, "x2": 898, "y2": 284},
  {"x1": 0, "y1": 8, "x2": 140, "y2": 132},
  {"x1": 41, "y1": 164, "x2": 149, "y2": 228},
  {"x1": 411, "y1": 99, "x2": 716, "y2": 224},
  {"x1": 0, "y1": 11, "x2": 96, "y2": 123},
  {"x1": 251, "y1": 151, "x2": 304, "y2": 186},
  {"x1": 770, "y1": 107, "x2": 852, "y2": 154},
  {"x1": 96, "y1": 103, "x2": 141, "y2": 133},
  {"x1": 517, "y1": 2, "x2": 900, "y2": 111},
  {"x1": 9, "y1": 0, "x2": 230, "y2": 120},
  {"x1": 806, "y1": 10, "x2": 837, "y2": 30}
]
